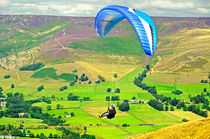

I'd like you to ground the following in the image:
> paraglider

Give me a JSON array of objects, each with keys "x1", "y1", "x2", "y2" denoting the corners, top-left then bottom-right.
[
  {"x1": 95, "y1": 5, "x2": 157, "y2": 56},
  {"x1": 99, "y1": 104, "x2": 116, "y2": 119}
]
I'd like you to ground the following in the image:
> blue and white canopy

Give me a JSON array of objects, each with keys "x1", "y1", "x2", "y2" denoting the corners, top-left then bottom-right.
[{"x1": 95, "y1": 5, "x2": 157, "y2": 56}]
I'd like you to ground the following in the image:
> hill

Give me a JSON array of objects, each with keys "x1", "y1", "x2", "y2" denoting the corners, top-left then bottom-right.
[{"x1": 130, "y1": 118, "x2": 210, "y2": 139}]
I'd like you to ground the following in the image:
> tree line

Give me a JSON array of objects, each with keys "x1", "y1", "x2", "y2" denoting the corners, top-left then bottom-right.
[{"x1": 134, "y1": 65, "x2": 209, "y2": 117}]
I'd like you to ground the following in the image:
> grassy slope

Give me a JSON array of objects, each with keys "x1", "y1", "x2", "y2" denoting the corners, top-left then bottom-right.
[
  {"x1": 0, "y1": 20, "x2": 69, "y2": 57},
  {"x1": 155, "y1": 28, "x2": 210, "y2": 73},
  {"x1": 130, "y1": 118, "x2": 210, "y2": 139}
]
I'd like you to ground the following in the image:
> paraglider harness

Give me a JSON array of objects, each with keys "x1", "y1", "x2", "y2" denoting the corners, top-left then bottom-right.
[{"x1": 99, "y1": 104, "x2": 116, "y2": 119}]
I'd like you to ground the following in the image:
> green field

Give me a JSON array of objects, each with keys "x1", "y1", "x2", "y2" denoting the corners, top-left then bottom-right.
[{"x1": 0, "y1": 117, "x2": 47, "y2": 127}]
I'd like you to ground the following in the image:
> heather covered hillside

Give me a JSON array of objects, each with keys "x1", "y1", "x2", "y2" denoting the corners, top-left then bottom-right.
[{"x1": 0, "y1": 16, "x2": 209, "y2": 74}]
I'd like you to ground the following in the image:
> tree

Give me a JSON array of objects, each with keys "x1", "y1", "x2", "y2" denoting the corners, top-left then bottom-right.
[
  {"x1": 170, "y1": 98, "x2": 179, "y2": 106},
  {"x1": 176, "y1": 102, "x2": 182, "y2": 109},
  {"x1": 36, "y1": 134, "x2": 40, "y2": 138},
  {"x1": 54, "y1": 134, "x2": 58, "y2": 138},
  {"x1": 115, "y1": 88, "x2": 120, "y2": 93},
  {"x1": 203, "y1": 88, "x2": 207, "y2": 92},
  {"x1": 201, "y1": 80, "x2": 204, "y2": 83},
  {"x1": 56, "y1": 104, "x2": 61, "y2": 109},
  {"x1": 182, "y1": 118, "x2": 188, "y2": 122},
  {"x1": 88, "y1": 81, "x2": 92, "y2": 84},
  {"x1": 84, "y1": 126, "x2": 87, "y2": 132},
  {"x1": 183, "y1": 106, "x2": 187, "y2": 111},
  {"x1": 107, "y1": 88, "x2": 111, "y2": 93},
  {"x1": 39, "y1": 133, "x2": 45, "y2": 139},
  {"x1": 122, "y1": 123, "x2": 129, "y2": 127},
  {"x1": 105, "y1": 96, "x2": 110, "y2": 101},
  {"x1": 67, "y1": 93, "x2": 79, "y2": 101},
  {"x1": 29, "y1": 133, "x2": 35, "y2": 138},
  {"x1": 0, "y1": 125, "x2": 5, "y2": 131},
  {"x1": 0, "y1": 87, "x2": 3, "y2": 93},
  {"x1": 95, "y1": 80, "x2": 100, "y2": 84},
  {"x1": 132, "y1": 97, "x2": 136, "y2": 100},
  {"x1": 71, "y1": 112, "x2": 75, "y2": 117},
  {"x1": 37, "y1": 85, "x2": 44, "y2": 91},
  {"x1": 49, "y1": 133, "x2": 53, "y2": 138},
  {"x1": 119, "y1": 102, "x2": 129, "y2": 111},
  {"x1": 146, "y1": 65, "x2": 150, "y2": 71},
  {"x1": 11, "y1": 84, "x2": 15, "y2": 88},
  {"x1": 70, "y1": 82, "x2": 74, "y2": 86},
  {"x1": 170, "y1": 106, "x2": 174, "y2": 111},
  {"x1": 165, "y1": 105, "x2": 168, "y2": 111},
  {"x1": 4, "y1": 75, "x2": 10, "y2": 79},
  {"x1": 114, "y1": 73, "x2": 118, "y2": 78},
  {"x1": 156, "y1": 103, "x2": 164, "y2": 111},
  {"x1": 47, "y1": 105, "x2": 52, "y2": 110},
  {"x1": 51, "y1": 95, "x2": 55, "y2": 100}
]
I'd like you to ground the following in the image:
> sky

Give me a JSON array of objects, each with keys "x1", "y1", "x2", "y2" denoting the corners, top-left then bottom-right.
[{"x1": 0, "y1": 0, "x2": 210, "y2": 17}]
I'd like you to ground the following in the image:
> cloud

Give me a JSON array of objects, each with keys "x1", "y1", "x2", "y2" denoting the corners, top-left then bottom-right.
[
  {"x1": 0, "y1": 0, "x2": 10, "y2": 7},
  {"x1": 48, "y1": 3, "x2": 96, "y2": 15},
  {"x1": 197, "y1": 7, "x2": 209, "y2": 14},
  {"x1": 0, "y1": 0, "x2": 209, "y2": 17},
  {"x1": 12, "y1": 3, "x2": 49, "y2": 12},
  {"x1": 150, "y1": 0, "x2": 194, "y2": 10}
]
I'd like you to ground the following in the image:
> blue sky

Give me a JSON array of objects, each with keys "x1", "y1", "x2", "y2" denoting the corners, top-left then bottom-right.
[{"x1": 0, "y1": 0, "x2": 209, "y2": 17}]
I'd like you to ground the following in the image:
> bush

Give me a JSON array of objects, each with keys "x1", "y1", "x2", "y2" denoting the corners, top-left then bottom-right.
[
  {"x1": 119, "y1": 102, "x2": 129, "y2": 111},
  {"x1": 37, "y1": 85, "x2": 44, "y2": 92},
  {"x1": 170, "y1": 106, "x2": 175, "y2": 111},
  {"x1": 11, "y1": 84, "x2": 15, "y2": 88},
  {"x1": 122, "y1": 123, "x2": 129, "y2": 127},
  {"x1": 67, "y1": 93, "x2": 79, "y2": 101},
  {"x1": 71, "y1": 112, "x2": 75, "y2": 117},
  {"x1": 4, "y1": 75, "x2": 10, "y2": 79},
  {"x1": 203, "y1": 88, "x2": 207, "y2": 92},
  {"x1": 107, "y1": 88, "x2": 111, "y2": 93},
  {"x1": 182, "y1": 118, "x2": 188, "y2": 122},
  {"x1": 47, "y1": 105, "x2": 51, "y2": 110},
  {"x1": 115, "y1": 88, "x2": 120, "y2": 93},
  {"x1": 165, "y1": 105, "x2": 168, "y2": 111},
  {"x1": 95, "y1": 80, "x2": 101, "y2": 84},
  {"x1": 60, "y1": 86, "x2": 67, "y2": 91},
  {"x1": 98, "y1": 75, "x2": 105, "y2": 82},
  {"x1": 146, "y1": 65, "x2": 150, "y2": 71},
  {"x1": 105, "y1": 96, "x2": 110, "y2": 101}
]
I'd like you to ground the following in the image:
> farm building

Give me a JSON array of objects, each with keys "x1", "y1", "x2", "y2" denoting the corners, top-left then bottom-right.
[
  {"x1": 0, "y1": 101, "x2": 6, "y2": 108},
  {"x1": 130, "y1": 99, "x2": 148, "y2": 104},
  {"x1": 18, "y1": 112, "x2": 30, "y2": 118}
]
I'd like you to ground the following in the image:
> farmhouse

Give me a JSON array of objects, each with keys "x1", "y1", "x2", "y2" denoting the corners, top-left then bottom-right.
[
  {"x1": 18, "y1": 112, "x2": 30, "y2": 118},
  {"x1": 0, "y1": 101, "x2": 6, "y2": 108},
  {"x1": 130, "y1": 99, "x2": 149, "y2": 104},
  {"x1": 65, "y1": 115, "x2": 71, "y2": 118}
]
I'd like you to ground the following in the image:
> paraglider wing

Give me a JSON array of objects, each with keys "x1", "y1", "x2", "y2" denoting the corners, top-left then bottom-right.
[{"x1": 95, "y1": 5, "x2": 157, "y2": 56}]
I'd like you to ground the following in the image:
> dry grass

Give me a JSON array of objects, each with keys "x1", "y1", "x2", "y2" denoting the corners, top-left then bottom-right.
[
  {"x1": 166, "y1": 111, "x2": 204, "y2": 121},
  {"x1": 130, "y1": 118, "x2": 210, "y2": 139},
  {"x1": 155, "y1": 28, "x2": 210, "y2": 73},
  {"x1": 50, "y1": 61, "x2": 139, "y2": 82}
]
